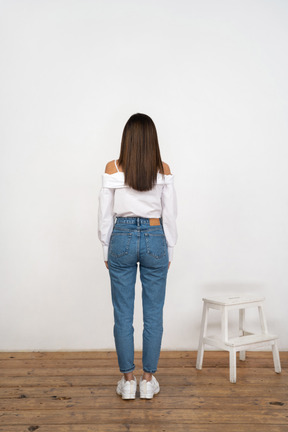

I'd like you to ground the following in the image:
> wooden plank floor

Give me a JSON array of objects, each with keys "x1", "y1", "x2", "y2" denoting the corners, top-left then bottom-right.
[{"x1": 0, "y1": 350, "x2": 287, "y2": 432}]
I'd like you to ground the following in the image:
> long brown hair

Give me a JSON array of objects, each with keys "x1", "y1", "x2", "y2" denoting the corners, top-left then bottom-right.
[{"x1": 118, "y1": 113, "x2": 165, "y2": 191}]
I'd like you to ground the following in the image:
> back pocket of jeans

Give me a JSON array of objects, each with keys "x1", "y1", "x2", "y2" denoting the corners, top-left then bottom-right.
[
  {"x1": 109, "y1": 232, "x2": 133, "y2": 257},
  {"x1": 144, "y1": 233, "x2": 167, "y2": 259}
]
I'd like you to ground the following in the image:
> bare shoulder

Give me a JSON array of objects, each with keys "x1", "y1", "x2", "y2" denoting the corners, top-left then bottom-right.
[
  {"x1": 162, "y1": 162, "x2": 172, "y2": 175},
  {"x1": 104, "y1": 160, "x2": 118, "y2": 174}
]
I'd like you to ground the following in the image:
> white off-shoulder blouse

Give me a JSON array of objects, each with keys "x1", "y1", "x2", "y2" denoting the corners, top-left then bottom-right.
[{"x1": 98, "y1": 160, "x2": 178, "y2": 262}]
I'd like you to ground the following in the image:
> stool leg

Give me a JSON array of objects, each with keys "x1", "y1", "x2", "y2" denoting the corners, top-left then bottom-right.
[
  {"x1": 272, "y1": 339, "x2": 281, "y2": 373},
  {"x1": 229, "y1": 348, "x2": 237, "y2": 383},
  {"x1": 258, "y1": 303, "x2": 268, "y2": 334},
  {"x1": 221, "y1": 306, "x2": 229, "y2": 343},
  {"x1": 258, "y1": 303, "x2": 281, "y2": 374},
  {"x1": 196, "y1": 302, "x2": 209, "y2": 370},
  {"x1": 221, "y1": 306, "x2": 235, "y2": 381},
  {"x1": 239, "y1": 308, "x2": 246, "y2": 361}
]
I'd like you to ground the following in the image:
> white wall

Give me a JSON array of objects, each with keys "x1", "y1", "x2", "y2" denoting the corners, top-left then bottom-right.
[{"x1": 0, "y1": 0, "x2": 287, "y2": 351}]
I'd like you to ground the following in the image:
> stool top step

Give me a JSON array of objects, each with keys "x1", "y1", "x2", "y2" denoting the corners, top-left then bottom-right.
[{"x1": 202, "y1": 295, "x2": 266, "y2": 306}]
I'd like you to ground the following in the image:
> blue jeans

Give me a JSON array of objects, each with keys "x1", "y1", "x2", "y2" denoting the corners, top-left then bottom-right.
[{"x1": 108, "y1": 216, "x2": 169, "y2": 374}]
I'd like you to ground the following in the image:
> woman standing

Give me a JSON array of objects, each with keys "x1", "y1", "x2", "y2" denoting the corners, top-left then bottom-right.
[{"x1": 98, "y1": 113, "x2": 178, "y2": 399}]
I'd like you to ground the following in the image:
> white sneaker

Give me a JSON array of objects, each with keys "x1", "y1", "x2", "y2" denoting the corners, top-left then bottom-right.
[
  {"x1": 139, "y1": 375, "x2": 160, "y2": 399},
  {"x1": 116, "y1": 375, "x2": 137, "y2": 399}
]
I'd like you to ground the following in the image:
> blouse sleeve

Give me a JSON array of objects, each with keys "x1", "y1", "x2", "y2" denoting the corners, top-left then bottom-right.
[
  {"x1": 98, "y1": 185, "x2": 115, "y2": 261},
  {"x1": 161, "y1": 175, "x2": 178, "y2": 261}
]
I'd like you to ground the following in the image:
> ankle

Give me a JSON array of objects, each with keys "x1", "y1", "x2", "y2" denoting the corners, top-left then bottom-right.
[
  {"x1": 142, "y1": 373, "x2": 152, "y2": 381},
  {"x1": 124, "y1": 372, "x2": 134, "y2": 381}
]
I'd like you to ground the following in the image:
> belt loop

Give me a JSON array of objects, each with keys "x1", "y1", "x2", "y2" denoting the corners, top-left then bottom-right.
[{"x1": 137, "y1": 217, "x2": 140, "y2": 226}]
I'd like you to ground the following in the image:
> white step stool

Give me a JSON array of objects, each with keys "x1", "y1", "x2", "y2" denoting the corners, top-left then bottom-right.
[{"x1": 196, "y1": 295, "x2": 281, "y2": 383}]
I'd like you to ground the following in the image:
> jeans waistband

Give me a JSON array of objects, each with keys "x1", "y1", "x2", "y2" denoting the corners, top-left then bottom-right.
[{"x1": 115, "y1": 216, "x2": 163, "y2": 226}]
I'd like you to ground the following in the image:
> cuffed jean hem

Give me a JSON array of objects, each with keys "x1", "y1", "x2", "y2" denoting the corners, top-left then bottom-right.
[
  {"x1": 120, "y1": 366, "x2": 136, "y2": 373},
  {"x1": 143, "y1": 369, "x2": 157, "y2": 373}
]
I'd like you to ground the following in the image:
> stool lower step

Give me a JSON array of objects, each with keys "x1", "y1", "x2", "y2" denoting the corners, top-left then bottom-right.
[{"x1": 204, "y1": 333, "x2": 279, "y2": 349}]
